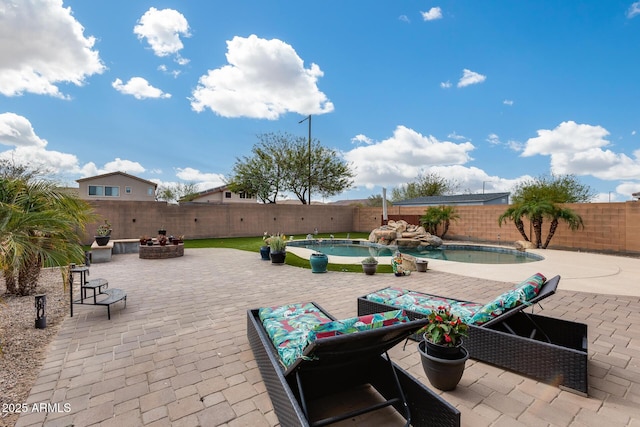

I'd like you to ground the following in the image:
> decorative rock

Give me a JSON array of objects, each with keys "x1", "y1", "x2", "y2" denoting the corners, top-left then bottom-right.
[
  {"x1": 369, "y1": 220, "x2": 442, "y2": 248},
  {"x1": 515, "y1": 240, "x2": 535, "y2": 251}
]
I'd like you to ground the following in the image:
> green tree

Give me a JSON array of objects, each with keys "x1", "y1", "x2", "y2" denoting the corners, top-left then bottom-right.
[
  {"x1": 419, "y1": 205, "x2": 459, "y2": 238},
  {"x1": 499, "y1": 174, "x2": 588, "y2": 249},
  {"x1": 227, "y1": 132, "x2": 355, "y2": 204},
  {"x1": 365, "y1": 194, "x2": 393, "y2": 207},
  {"x1": 157, "y1": 182, "x2": 199, "y2": 203},
  {"x1": 0, "y1": 169, "x2": 94, "y2": 295},
  {"x1": 391, "y1": 172, "x2": 458, "y2": 201}
]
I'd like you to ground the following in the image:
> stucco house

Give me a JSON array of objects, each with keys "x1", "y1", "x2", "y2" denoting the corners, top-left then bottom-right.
[
  {"x1": 186, "y1": 185, "x2": 257, "y2": 204},
  {"x1": 76, "y1": 171, "x2": 158, "y2": 201},
  {"x1": 393, "y1": 192, "x2": 510, "y2": 207}
]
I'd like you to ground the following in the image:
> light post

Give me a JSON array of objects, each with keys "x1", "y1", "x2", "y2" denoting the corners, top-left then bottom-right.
[
  {"x1": 482, "y1": 181, "x2": 493, "y2": 194},
  {"x1": 298, "y1": 115, "x2": 312, "y2": 205}
]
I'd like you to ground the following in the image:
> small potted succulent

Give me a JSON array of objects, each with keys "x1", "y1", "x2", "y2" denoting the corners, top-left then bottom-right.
[
  {"x1": 95, "y1": 220, "x2": 112, "y2": 246},
  {"x1": 361, "y1": 256, "x2": 378, "y2": 275}
]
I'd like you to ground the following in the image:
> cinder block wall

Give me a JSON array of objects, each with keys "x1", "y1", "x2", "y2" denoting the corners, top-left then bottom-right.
[
  {"x1": 357, "y1": 202, "x2": 640, "y2": 255},
  {"x1": 84, "y1": 200, "x2": 640, "y2": 256},
  {"x1": 84, "y1": 201, "x2": 355, "y2": 244}
]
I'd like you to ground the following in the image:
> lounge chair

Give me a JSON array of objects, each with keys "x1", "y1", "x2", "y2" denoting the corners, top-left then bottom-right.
[
  {"x1": 247, "y1": 302, "x2": 461, "y2": 427},
  {"x1": 357, "y1": 274, "x2": 589, "y2": 396}
]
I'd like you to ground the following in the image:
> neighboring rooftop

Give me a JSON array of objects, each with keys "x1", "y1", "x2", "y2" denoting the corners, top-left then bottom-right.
[{"x1": 394, "y1": 192, "x2": 510, "y2": 206}]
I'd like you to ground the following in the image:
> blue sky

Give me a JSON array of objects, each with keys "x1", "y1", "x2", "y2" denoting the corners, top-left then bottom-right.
[{"x1": 1, "y1": 1, "x2": 640, "y2": 202}]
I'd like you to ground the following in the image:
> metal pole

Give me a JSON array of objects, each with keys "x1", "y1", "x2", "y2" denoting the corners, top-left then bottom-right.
[{"x1": 299, "y1": 115, "x2": 312, "y2": 205}]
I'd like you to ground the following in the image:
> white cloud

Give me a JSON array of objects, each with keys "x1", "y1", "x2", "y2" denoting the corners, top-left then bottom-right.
[
  {"x1": 440, "y1": 80, "x2": 452, "y2": 89},
  {"x1": 503, "y1": 99, "x2": 514, "y2": 106},
  {"x1": 0, "y1": 113, "x2": 150, "y2": 183},
  {"x1": 112, "y1": 77, "x2": 171, "y2": 99},
  {"x1": 522, "y1": 121, "x2": 640, "y2": 180},
  {"x1": 343, "y1": 125, "x2": 474, "y2": 188},
  {"x1": 149, "y1": 168, "x2": 226, "y2": 193},
  {"x1": 627, "y1": 1, "x2": 640, "y2": 18},
  {"x1": 448, "y1": 132, "x2": 468, "y2": 141},
  {"x1": 615, "y1": 182, "x2": 640, "y2": 200},
  {"x1": 134, "y1": 7, "x2": 190, "y2": 63},
  {"x1": 190, "y1": 35, "x2": 334, "y2": 119},
  {"x1": 0, "y1": 113, "x2": 48, "y2": 148},
  {"x1": 421, "y1": 7, "x2": 443, "y2": 21},
  {"x1": 486, "y1": 133, "x2": 501, "y2": 145},
  {"x1": 398, "y1": 15, "x2": 410, "y2": 23},
  {"x1": 457, "y1": 69, "x2": 486, "y2": 87},
  {"x1": 351, "y1": 134, "x2": 374, "y2": 145},
  {"x1": 0, "y1": 0, "x2": 105, "y2": 97}
]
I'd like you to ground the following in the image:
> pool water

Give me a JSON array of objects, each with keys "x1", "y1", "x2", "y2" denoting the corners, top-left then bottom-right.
[{"x1": 290, "y1": 241, "x2": 542, "y2": 264}]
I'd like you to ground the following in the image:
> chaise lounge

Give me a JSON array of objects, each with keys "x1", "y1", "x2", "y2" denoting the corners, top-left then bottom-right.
[
  {"x1": 357, "y1": 273, "x2": 589, "y2": 395},
  {"x1": 247, "y1": 302, "x2": 461, "y2": 426}
]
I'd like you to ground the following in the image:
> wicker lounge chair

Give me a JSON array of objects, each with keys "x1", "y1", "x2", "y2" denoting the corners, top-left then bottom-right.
[
  {"x1": 357, "y1": 274, "x2": 589, "y2": 396},
  {"x1": 247, "y1": 302, "x2": 461, "y2": 427}
]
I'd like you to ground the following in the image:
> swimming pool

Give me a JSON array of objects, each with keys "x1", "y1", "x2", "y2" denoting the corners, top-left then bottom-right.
[{"x1": 288, "y1": 240, "x2": 543, "y2": 264}]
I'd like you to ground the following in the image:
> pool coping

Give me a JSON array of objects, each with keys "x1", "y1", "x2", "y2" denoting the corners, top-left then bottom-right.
[{"x1": 286, "y1": 239, "x2": 543, "y2": 265}]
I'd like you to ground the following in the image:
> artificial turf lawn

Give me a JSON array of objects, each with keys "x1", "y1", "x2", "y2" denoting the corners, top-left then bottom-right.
[{"x1": 184, "y1": 233, "x2": 394, "y2": 273}]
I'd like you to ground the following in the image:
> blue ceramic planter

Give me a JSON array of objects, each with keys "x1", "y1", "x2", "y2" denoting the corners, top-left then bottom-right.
[{"x1": 309, "y1": 253, "x2": 328, "y2": 273}]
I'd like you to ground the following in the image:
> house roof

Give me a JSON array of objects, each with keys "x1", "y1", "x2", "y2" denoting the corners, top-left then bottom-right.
[
  {"x1": 191, "y1": 184, "x2": 228, "y2": 198},
  {"x1": 393, "y1": 192, "x2": 511, "y2": 206},
  {"x1": 76, "y1": 171, "x2": 157, "y2": 187}
]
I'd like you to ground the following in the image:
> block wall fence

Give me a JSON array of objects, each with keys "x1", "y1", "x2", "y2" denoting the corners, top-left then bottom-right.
[{"x1": 85, "y1": 200, "x2": 640, "y2": 256}]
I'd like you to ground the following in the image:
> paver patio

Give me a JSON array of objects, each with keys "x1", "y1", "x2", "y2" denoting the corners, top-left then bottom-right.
[{"x1": 14, "y1": 248, "x2": 640, "y2": 427}]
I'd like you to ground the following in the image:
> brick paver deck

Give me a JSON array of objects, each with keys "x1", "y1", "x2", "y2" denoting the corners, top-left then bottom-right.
[{"x1": 14, "y1": 248, "x2": 640, "y2": 426}]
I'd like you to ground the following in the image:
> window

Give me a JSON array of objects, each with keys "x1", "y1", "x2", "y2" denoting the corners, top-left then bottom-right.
[
  {"x1": 88, "y1": 185, "x2": 119, "y2": 197},
  {"x1": 239, "y1": 192, "x2": 246, "y2": 199},
  {"x1": 147, "y1": 187, "x2": 154, "y2": 196},
  {"x1": 225, "y1": 192, "x2": 232, "y2": 198},
  {"x1": 105, "y1": 186, "x2": 119, "y2": 196},
  {"x1": 125, "y1": 186, "x2": 132, "y2": 194},
  {"x1": 88, "y1": 185, "x2": 103, "y2": 196}
]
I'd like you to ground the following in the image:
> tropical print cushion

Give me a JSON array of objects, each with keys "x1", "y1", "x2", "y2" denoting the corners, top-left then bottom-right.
[
  {"x1": 259, "y1": 303, "x2": 332, "y2": 368},
  {"x1": 364, "y1": 273, "x2": 547, "y2": 326},
  {"x1": 364, "y1": 287, "x2": 409, "y2": 304},
  {"x1": 258, "y1": 302, "x2": 322, "y2": 322},
  {"x1": 307, "y1": 309, "x2": 410, "y2": 342},
  {"x1": 465, "y1": 273, "x2": 547, "y2": 325}
]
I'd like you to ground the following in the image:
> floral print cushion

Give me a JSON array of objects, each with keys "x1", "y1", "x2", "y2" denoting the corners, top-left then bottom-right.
[
  {"x1": 449, "y1": 301, "x2": 485, "y2": 319},
  {"x1": 258, "y1": 302, "x2": 322, "y2": 322},
  {"x1": 307, "y1": 309, "x2": 410, "y2": 342},
  {"x1": 466, "y1": 273, "x2": 547, "y2": 325},
  {"x1": 260, "y1": 303, "x2": 333, "y2": 368},
  {"x1": 385, "y1": 292, "x2": 457, "y2": 315},
  {"x1": 364, "y1": 287, "x2": 409, "y2": 304}
]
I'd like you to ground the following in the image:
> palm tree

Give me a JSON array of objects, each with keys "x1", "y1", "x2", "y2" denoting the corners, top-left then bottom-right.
[
  {"x1": 438, "y1": 205, "x2": 460, "y2": 238},
  {"x1": 542, "y1": 206, "x2": 584, "y2": 249},
  {"x1": 499, "y1": 199, "x2": 583, "y2": 249},
  {"x1": 0, "y1": 175, "x2": 94, "y2": 295},
  {"x1": 420, "y1": 205, "x2": 459, "y2": 238},
  {"x1": 498, "y1": 205, "x2": 530, "y2": 242}
]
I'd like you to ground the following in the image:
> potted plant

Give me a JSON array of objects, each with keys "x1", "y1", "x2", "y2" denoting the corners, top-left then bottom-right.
[
  {"x1": 269, "y1": 234, "x2": 287, "y2": 264},
  {"x1": 139, "y1": 235, "x2": 150, "y2": 245},
  {"x1": 95, "y1": 220, "x2": 112, "y2": 246},
  {"x1": 158, "y1": 235, "x2": 168, "y2": 246},
  {"x1": 158, "y1": 226, "x2": 167, "y2": 236},
  {"x1": 361, "y1": 256, "x2": 378, "y2": 275},
  {"x1": 260, "y1": 232, "x2": 271, "y2": 261},
  {"x1": 418, "y1": 306, "x2": 470, "y2": 390},
  {"x1": 174, "y1": 234, "x2": 184, "y2": 245}
]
